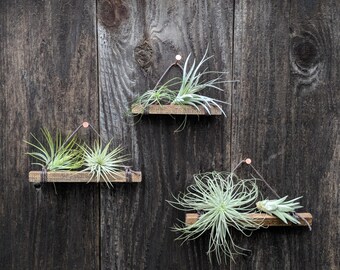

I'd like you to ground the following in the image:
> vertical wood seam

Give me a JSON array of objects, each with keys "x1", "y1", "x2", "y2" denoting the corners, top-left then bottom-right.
[
  {"x1": 230, "y1": 1, "x2": 236, "y2": 268},
  {"x1": 95, "y1": 1, "x2": 101, "y2": 270},
  {"x1": 230, "y1": 0, "x2": 236, "y2": 174}
]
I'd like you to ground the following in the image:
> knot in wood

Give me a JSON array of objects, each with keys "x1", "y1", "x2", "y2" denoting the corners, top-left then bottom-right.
[
  {"x1": 99, "y1": 0, "x2": 129, "y2": 28},
  {"x1": 134, "y1": 40, "x2": 154, "y2": 73},
  {"x1": 292, "y1": 36, "x2": 320, "y2": 70}
]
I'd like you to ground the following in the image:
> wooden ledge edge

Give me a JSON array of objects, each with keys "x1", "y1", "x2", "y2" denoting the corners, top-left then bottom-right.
[
  {"x1": 131, "y1": 104, "x2": 222, "y2": 115},
  {"x1": 28, "y1": 171, "x2": 142, "y2": 183},
  {"x1": 185, "y1": 212, "x2": 312, "y2": 227}
]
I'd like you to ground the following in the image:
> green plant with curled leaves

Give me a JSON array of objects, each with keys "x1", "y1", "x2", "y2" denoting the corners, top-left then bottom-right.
[{"x1": 168, "y1": 171, "x2": 261, "y2": 264}]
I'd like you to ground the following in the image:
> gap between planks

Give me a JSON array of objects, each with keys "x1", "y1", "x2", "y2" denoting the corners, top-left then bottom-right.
[
  {"x1": 131, "y1": 104, "x2": 222, "y2": 115},
  {"x1": 185, "y1": 213, "x2": 312, "y2": 227},
  {"x1": 28, "y1": 171, "x2": 142, "y2": 183}
]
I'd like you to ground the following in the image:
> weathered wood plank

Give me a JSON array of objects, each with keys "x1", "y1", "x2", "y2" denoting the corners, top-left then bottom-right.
[
  {"x1": 131, "y1": 104, "x2": 222, "y2": 115},
  {"x1": 232, "y1": 0, "x2": 339, "y2": 269},
  {"x1": 29, "y1": 171, "x2": 142, "y2": 183},
  {"x1": 185, "y1": 213, "x2": 313, "y2": 227},
  {"x1": 98, "y1": 0, "x2": 234, "y2": 269},
  {"x1": 0, "y1": 0, "x2": 99, "y2": 269}
]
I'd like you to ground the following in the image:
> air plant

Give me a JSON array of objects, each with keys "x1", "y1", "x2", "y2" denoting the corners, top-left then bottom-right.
[
  {"x1": 25, "y1": 128, "x2": 83, "y2": 171},
  {"x1": 132, "y1": 78, "x2": 179, "y2": 110},
  {"x1": 132, "y1": 48, "x2": 235, "y2": 116},
  {"x1": 168, "y1": 172, "x2": 261, "y2": 264},
  {"x1": 171, "y1": 50, "x2": 230, "y2": 116},
  {"x1": 256, "y1": 196, "x2": 303, "y2": 224},
  {"x1": 81, "y1": 140, "x2": 130, "y2": 188}
]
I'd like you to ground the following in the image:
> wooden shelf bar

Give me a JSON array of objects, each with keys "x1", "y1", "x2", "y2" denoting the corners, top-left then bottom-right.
[
  {"x1": 131, "y1": 104, "x2": 222, "y2": 115},
  {"x1": 29, "y1": 171, "x2": 142, "y2": 183},
  {"x1": 185, "y1": 212, "x2": 312, "y2": 227}
]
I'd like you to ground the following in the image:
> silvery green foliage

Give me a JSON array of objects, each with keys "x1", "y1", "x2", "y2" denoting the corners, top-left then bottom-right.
[
  {"x1": 81, "y1": 141, "x2": 129, "y2": 188},
  {"x1": 256, "y1": 196, "x2": 303, "y2": 224},
  {"x1": 168, "y1": 172, "x2": 261, "y2": 264},
  {"x1": 171, "y1": 49, "x2": 230, "y2": 115},
  {"x1": 133, "y1": 78, "x2": 178, "y2": 109},
  {"x1": 133, "y1": 48, "x2": 234, "y2": 116}
]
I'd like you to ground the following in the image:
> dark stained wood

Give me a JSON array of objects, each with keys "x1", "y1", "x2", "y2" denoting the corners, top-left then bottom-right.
[
  {"x1": 185, "y1": 213, "x2": 313, "y2": 227},
  {"x1": 29, "y1": 171, "x2": 142, "y2": 183},
  {"x1": 97, "y1": 0, "x2": 234, "y2": 269},
  {"x1": 1, "y1": 0, "x2": 339, "y2": 269},
  {"x1": 232, "y1": 0, "x2": 339, "y2": 269},
  {"x1": 131, "y1": 104, "x2": 223, "y2": 115},
  {"x1": 0, "y1": 0, "x2": 99, "y2": 269}
]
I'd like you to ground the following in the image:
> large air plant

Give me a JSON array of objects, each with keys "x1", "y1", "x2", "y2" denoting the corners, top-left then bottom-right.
[
  {"x1": 168, "y1": 172, "x2": 261, "y2": 264},
  {"x1": 25, "y1": 128, "x2": 83, "y2": 171},
  {"x1": 171, "y1": 50, "x2": 229, "y2": 115},
  {"x1": 81, "y1": 140, "x2": 130, "y2": 188}
]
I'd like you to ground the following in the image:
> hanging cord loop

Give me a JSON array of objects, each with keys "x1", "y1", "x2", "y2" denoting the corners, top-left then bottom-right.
[
  {"x1": 232, "y1": 158, "x2": 311, "y2": 230},
  {"x1": 153, "y1": 55, "x2": 184, "y2": 90}
]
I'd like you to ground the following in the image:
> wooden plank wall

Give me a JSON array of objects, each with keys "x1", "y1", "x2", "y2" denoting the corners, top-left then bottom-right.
[{"x1": 0, "y1": 0, "x2": 339, "y2": 269}]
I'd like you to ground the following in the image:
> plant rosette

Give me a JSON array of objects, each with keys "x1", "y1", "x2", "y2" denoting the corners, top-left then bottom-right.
[
  {"x1": 256, "y1": 196, "x2": 303, "y2": 224},
  {"x1": 168, "y1": 171, "x2": 261, "y2": 264},
  {"x1": 80, "y1": 140, "x2": 130, "y2": 188}
]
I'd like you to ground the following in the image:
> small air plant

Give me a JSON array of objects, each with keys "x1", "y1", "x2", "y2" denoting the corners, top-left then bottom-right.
[
  {"x1": 168, "y1": 172, "x2": 261, "y2": 264},
  {"x1": 171, "y1": 49, "x2": 230, "y2": 115},
  {"x1": 133, "y1": 78, "x2": 179, "y2": 110},
  {"x1": 256, "y1": 196, "x2": 303, "y2": 224},
  {"x1": 81, "y1": 140, "x2": 130, "y2": 188},
  {"x1": 25, "y1": 128, "x2": 83, "y2": 171}
]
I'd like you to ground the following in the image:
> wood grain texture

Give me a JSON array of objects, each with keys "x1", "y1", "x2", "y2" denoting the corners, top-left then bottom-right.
[
  {"x1": 29, "y1": 171, "x2": 142, "y2": 183},
  {"x1": 1, "y1": 1, "x2": 338, "y2": 269},
  {"x1": 98, "y1": 0, "x2": 234, "y2": 269},
  {"x1": 232, "y1": 0, "x2": 339, "y2": 269},
  {"x1": 131, "y1": 104, "x2": 223, "y2": 115},
  {"x1": 185, "y1": 213, "x2": 313, "y2": 227},
  {"x1": 0, "y1": 0, "x2": 99, "y2": 269}
]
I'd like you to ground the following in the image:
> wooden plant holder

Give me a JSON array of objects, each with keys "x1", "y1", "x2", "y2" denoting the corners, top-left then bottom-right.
[
  {"x1": 29, "y1": 171, "x2": 142, "y2": 183},
  {"x1": 185, "y1": 212, "x2": 313, "y2": 227},
  {"x1": 131, "y1": 104, "x2": 222, "y2": 116}
]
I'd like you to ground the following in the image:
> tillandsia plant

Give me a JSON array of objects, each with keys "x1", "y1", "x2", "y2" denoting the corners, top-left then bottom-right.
[
  {"x1": 25, "y1": 128, "x2": 83, "y2": 171},
  {"x1": 133, "y1": 78, "x2": 179, "y2": 110},
  {"x1": 132, "y1": 48, "x2": 235, "y2": 115},
  {"x1": 81, "y1": 140, "x2": 130, "y2": 188},
  {"x1": 256, "y1": 196, "x2": 303, "y2": 224},
  {"x1": 168, "y1": 172, "x2": 261, "y2": 264},
  {"x1": 171, "y1": 49, "x2": 229, "y2": 115}
]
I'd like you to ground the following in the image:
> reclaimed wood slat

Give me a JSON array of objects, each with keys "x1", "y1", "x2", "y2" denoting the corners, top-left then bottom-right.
[
  {"x1": 0, "y1": 0, "x2": 99, "y2": 269},
  {"x1": 28, "y1": 171, "x2": 142, "y2": 183},
  {"x1": 185, "y1": 213, "x2": 313, "y2": 227},
  {"x1": 232, "y1": 0, "x2": 339, "y2": 269},
  {"x1": 98, "y1": 0, "x2": 234, "y2": 268},
  {"x1": 131, "y1": 104, "x2": 223, "y2": 115}
]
